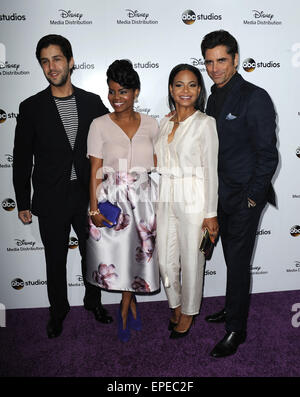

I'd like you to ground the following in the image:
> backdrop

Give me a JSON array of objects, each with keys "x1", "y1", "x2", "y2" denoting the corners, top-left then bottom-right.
[{"x1": 0, "y1": 0, "x2": 299, "y2": 310}]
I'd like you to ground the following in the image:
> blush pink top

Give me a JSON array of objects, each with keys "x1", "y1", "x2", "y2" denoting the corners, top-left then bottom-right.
[{"x1": 87, "y1": 113, "x2": 159, "y2": 172}]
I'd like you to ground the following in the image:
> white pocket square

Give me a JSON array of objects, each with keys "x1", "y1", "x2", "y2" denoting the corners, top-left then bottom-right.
[{"x1": 226, "y1": 113, "x2": 237, "y2": 120}]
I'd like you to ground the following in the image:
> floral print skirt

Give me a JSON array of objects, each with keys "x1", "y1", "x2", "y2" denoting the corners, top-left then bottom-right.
[{"x1": 86, "y1": 171, "x2": 160, "y2": 293}]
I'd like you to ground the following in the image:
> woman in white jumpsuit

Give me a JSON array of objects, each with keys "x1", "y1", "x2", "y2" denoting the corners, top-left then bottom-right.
[{"x1": 155, "y1": 64, "x2": 219, "y2": 338}]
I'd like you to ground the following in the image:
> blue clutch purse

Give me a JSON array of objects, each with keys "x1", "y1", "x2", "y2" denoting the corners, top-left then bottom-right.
[{"x1": 98, "y1": 200, "x2": 121, "y2": 228}]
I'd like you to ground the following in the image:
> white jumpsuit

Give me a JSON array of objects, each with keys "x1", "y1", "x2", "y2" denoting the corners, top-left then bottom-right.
[{"x1": 155, "y1": 111, "x2": 218, "y2": 315}]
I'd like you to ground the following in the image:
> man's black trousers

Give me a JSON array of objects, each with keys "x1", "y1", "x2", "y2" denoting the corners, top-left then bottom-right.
[
  {"x1": 218, "y1": 201, "x2": 265, "y2": 333},
  {"x1": 38, "y1": 180, "x2": 101, "y2": 319}
]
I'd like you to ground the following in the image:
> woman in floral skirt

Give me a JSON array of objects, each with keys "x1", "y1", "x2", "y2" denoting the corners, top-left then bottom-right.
[{"x1": 86, "y1": 59, "x2": 159, "y2": 342}]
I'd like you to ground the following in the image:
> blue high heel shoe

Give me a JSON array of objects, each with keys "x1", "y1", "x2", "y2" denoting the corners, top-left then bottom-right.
[
  {"x1": 128, "y1": 296, "x2": 142, "y2": 331},
  {"x1": 117, "y1": 302, "x2": 130, "y2": 342}
]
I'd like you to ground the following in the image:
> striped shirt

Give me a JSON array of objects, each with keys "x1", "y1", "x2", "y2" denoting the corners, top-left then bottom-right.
[{"x1": 54, "y1": 94, "x2": 78, "y2": 180}]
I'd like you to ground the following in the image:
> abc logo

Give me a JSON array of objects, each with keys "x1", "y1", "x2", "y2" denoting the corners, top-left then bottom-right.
[
  {"x1": 69, "y1": 236, "x2": 78, "y2": 249},
  {"x1": 296, "y1": 147, "x2": 300, "y2": 158},
  {"x1": 182, "y1": 10, "x2": 196, "y2": 25},
  {"x1": 2, "y1": 198, "x2": 16, "y2": 211},
  {"x1": 11, "y1": 278, "x2": 24, "y2": 290},
  {"x1": 0, "y1": 109, "x2": 7, "y2": 124},
  {"x1": 243, "y1": 58, "x2": 256, "y2": 72},
  {"x1": 290, "y1": 225, "x2": 300, "y2": 237}
]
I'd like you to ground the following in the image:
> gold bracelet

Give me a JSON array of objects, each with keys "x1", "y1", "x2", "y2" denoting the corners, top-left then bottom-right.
[{"x1": 88, "y1": 209, "x2": 100, "y2": 216}]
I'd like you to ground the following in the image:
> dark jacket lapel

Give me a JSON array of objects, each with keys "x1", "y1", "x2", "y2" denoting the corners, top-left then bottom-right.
[
  {"x1": 72, "y1": 85, "x2": 83, "y2": 151},
  {"x1": 217, "y1": 73, "x2": 245, "y2": 130}
]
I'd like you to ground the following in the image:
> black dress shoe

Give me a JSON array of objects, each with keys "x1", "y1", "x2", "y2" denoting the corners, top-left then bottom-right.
[
  {"x1": 85, "y1": 304, "x2": 113, "y2": 324},
  {"x1": 47, "y1": 312, "x2": 68, "y2": 338},
  {"x1": 210, "y1": 331, "x2": 247, "y2": 358},
  {"x1": 47, "y1": 317, "x2": 63, "y2": 338},
  {"x1": 46, "y1": 309, "x2": 69, "y2": 339},
  {"x1": 205, "y1": 308, "x2": 226, "y2": 323}
]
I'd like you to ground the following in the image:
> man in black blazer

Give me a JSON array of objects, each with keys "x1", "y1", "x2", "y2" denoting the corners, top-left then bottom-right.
[
  {"x1": 13, "y1": 34, "x2": 112, "y2": 338},
  {"x1": 201, "y1": 30, "x2": 278, "y2": 357}
]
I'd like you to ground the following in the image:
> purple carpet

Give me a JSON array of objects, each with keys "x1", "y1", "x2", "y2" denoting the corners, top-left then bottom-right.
[{"x1": 0, "y1": 290, "x2": 299, "y2": 377}]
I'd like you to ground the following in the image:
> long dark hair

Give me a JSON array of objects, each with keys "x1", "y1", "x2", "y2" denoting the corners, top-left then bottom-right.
[{"x1": 168, "y1": 63, "x2": 206, "y2": 112}]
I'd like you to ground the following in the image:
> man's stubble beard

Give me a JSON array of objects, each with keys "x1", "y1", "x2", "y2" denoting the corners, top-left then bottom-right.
[{"x1": 46, "y1": 68, "x2": 70, "y2": 87}]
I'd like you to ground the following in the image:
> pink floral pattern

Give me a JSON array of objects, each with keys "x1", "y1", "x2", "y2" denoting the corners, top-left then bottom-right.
[
  {"x1": 88, "y1": 217, "x2": 101, "y2": 241},
  {"x1": 132, "y1": 276, "x2": 151, "y2": 292},
  {"x1": 135, "y1": 247, "x2": 147, "y2": 263},
  {"x1": 115, "y1": 213, "x2": 130, "y2": 231},
  {"x1": 136, "y1": 218, "x2": 156, "y2": 262},
  {"x1": 87, "y1": 172, "x2": 159, "y2": 293},
  {"x1": 93, "y1": 263, "x2": 118, "y2": 289},
  {"x1": 116, "y1": 172, "x2": 137, "y2": 186}
]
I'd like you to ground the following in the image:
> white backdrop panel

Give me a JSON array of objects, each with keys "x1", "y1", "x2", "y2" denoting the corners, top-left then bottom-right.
[{"x1": 0, "y1": 0, "x2": 299, "y2": 309}]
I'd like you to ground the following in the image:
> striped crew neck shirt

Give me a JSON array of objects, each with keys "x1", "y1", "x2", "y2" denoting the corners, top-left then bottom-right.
[{"x1": 53, "y1": 93, "x2": 78, "y2": 180}]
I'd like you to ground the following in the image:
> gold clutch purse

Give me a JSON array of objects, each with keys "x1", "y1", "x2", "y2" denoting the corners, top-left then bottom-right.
[{"x1": 199, "y1": 228, "x2": 214, "y2": 258}]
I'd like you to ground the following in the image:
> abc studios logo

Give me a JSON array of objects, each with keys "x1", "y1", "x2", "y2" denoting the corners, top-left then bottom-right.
[
  {"x1": 0, "y1": 109, "x2": 7, "y2": 124},
  {"x1": 296, "y1": 147, "x2": 300, "y2": 158},
  {"x1": 243, "y1": 58, "x2": 256, "y2": 72},
  {"x1": 182, "y1": 10, "x2": 196, "y2": 25},
  {"x1": 11, "y1": 278, "x2": 24, "y2": 290},
  {"x1": 243, "y1": 58, "x2": 280, "y2": 72},
  {"x1": 69, "y1": 236, "x2": 78, "y2": 249},
  {"x1": 290, "y1": 225, "x2": 300, "y2": 237},
  {"x1": 2, "y1": 198, "x2": 16, "y2": 211}
]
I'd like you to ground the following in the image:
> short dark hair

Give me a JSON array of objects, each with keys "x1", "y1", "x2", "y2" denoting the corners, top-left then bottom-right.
[
  {"x1": 106, "y1": 59, "x2": 140, "y2": 91},
  {"x1": 168, "y1": 64, "x2": 206, "y2": 112},
  {"x1": 35, "y1": 34, "x2": 75, "y2": 74},
  {"x1": 201, "y1": 30, "x2": 238, "y2": 60}
]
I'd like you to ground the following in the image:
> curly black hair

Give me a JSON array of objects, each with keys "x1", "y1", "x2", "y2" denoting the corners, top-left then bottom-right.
[{"x1": 106, "y1": 59, "x2": 140, "y2": 91}]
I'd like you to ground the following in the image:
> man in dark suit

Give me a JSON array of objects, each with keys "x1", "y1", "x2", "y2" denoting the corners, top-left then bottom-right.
[
  {"x1": 13, "y1": 34, "x2": 113, "y2": 338},
  {"x1": 201, "y1": 30, "x2": 278, "y2": 357}
]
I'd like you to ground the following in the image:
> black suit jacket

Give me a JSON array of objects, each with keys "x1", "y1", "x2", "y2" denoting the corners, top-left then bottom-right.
[
  {"x1": 13, "y1": 85, "x2": 109, "y2": 216},
  {"x1": 206, "y1": 73, "x2": 278, "y2": 213}
]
